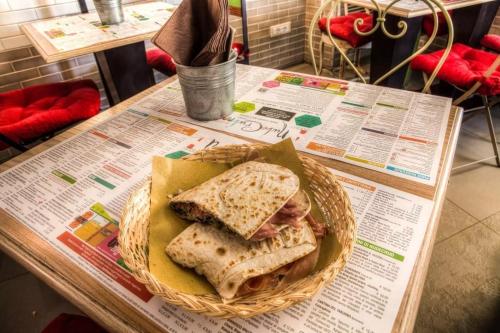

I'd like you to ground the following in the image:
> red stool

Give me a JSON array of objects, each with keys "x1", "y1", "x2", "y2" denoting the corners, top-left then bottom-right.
[
  {"x1": 146, "y1": 43, "x2": 247, "y2": 77},
  {"x1": 316, "y1": 11, "x2": 373, "y2": 79},
  {"x1": 481, "y1": 34, "x2": 500, "y2": 52},
  {"x1": 0, "y1": 80, "x2": 101, "y2": 152},
  {"x1": 318, "y1": 12, "x2": 373, "y2": 48},
  {"x1": 411, "y1": 36, "x2": 500, "y2": 169},
  {"x1": 422, "y1": 11, "x2": 453, "y2": 37},
  {"x1": 42, "y1": 313, "x2": 107, "y2": 333},
  {"x1": 146, "y1": 48, "x2": 177, "y2": 76}
]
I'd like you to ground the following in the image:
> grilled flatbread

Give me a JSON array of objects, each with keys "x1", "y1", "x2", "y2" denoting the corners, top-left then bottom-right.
[
  {"x1": 170, "y1": 161, "x2": 304, "y2": 240},
  {"x1": 166, "y1": 219, "x2": 317, "y2": 299}
]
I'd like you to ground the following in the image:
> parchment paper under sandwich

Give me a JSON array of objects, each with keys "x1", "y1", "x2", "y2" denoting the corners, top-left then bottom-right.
[
  {"x1": 170, "y1": 161, "x2": 320, "y2": 241},
  {"x1": 166, "y1": 219, "x2": 317, "y2": 299},
  {"x1": 148, "y1": 140, "x2": 340, "y2": 296}
]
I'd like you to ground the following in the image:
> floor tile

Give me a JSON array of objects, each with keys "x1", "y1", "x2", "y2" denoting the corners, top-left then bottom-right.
[
  {"x1": 0, "y1": 273, "x2": 83, "y2": 333},
  {"x1": 285, "y1": 63, "x2": 316, "y2": 75},
  {"x1": 435, "y1": 200, "x2": 478, "y2": 243},
  {"x1": 460, "y1": 106, "x2": 500, "y2": 141},
  {"x1": 414, "y1": 223, "x2": 500, "y2": 333},
  {"x1": 452, "y1": 126, "x2": 499, "y2": 169},
  {"x1": 482, "y1": 211, "x2": 500, "y2": 235},
  {"x1": 0, "y1": 251, "x2": 28, "y2": 282},
  {"x1": 446, "y1": 164, "x2": 500, "y2": 220}
]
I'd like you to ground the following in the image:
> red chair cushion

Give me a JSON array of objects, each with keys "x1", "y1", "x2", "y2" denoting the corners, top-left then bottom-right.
[
  {"x1": 481, "y1": 34, "x2": 500, "y2": 53},
  {"x1": 147, "y1": 42, "x2": 247, "y2": 75},
  {"x1": 146, "y1": 48, "x2": 177, "y2": 76},
  {"x1": 318, "y1": 12, "x2": 373, "y2": 48},
  {"x1": 422, "y1": 11, "x2": 452, "y2": 37},
  {"x1": 0, "y1": 79, "x2": 100, "y2": 148},
  {"x1": 42, "y1": 313, "x2": 107, "y2": 333},
  {"x1": 410, "y1": 43, "x2": 500, "y2": 96}
]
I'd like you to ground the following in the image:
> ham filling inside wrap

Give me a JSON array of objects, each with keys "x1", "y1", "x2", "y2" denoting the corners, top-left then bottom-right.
[
  {"x1": 238, "y1": 197, "x2": 327, "y2": 296},
  {"x1": 250, "y1": 196, "x2": 327, "y2": 241}
]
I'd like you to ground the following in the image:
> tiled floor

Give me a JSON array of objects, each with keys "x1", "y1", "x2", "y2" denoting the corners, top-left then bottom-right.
[
  {"x1": 0, "y1": 253, "x2": 84, "y2": 332},
  {"x1": 1, "y1": 62, "x2": 499, "y2": 332}
]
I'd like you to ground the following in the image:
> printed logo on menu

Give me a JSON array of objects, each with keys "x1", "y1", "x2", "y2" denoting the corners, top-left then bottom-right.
[{"x1": 255, "y1": 107, "x2": 295, "y2": 121}]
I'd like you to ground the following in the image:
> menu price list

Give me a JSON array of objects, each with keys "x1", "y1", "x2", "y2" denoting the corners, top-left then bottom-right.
[{"x1": 133, "y1": 66, "x2": 451, "y2": 186}]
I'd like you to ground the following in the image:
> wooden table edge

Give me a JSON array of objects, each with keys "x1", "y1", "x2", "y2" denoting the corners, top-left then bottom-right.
[
  {"x1": 343, "y1": 0, "x2": 495, "y2": 18},
  {"x1": 0, "y1": 75, "x2": 462, "y2": 333},
  {"x1": 21, "y1": 24, "x2": 55, "y2": 62},
  {"x1": 21, "y1": 21, "x2": 157, "y2": 63},
  {"x1": 393, "y1": 106, "x2": 463, "y2": 332},
  {"x1": 20, "y1": 0, "x2": 167, "y2": 63}
]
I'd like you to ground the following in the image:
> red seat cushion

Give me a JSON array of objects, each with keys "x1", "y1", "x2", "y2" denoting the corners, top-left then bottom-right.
[
  {"x1": 422, "y1": 11, "x2": 452, "y2": 37},
  {"x1": 410, "y1": 43, "x2": 500, "y2": 96},
  {"x1": 146, "y1": 48, "x2": 177, "y2": 76},
  {"x1": 318, "y1": 12, "x2": 373, "y2": 48},
  {"x1": 147, "y1": 42, "x2": 247, "y2": 75},
  {"x1": 0, "y1": 79, "x2": 100, "y2": 148},
  {"x1": 42, "y1": 313, "x2": 107, "y2": 333},
  {"x1": 481, "y1": 34, "x2": 500, "y2": 53}
]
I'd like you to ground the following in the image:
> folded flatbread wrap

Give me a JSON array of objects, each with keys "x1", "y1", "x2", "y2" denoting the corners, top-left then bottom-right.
[
  {"x1": 170, "y1": 161, "x2": 313, "y2": 240},
  {"x1": 166, "y1": 219, "x2": 317, "y2": 299}
]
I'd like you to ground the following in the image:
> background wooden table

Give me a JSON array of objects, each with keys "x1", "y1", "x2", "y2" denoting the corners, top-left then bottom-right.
[
  {"x1": 341, "y1": 0, "x2": 499, "y2": 88},
  {"x1": 0, "y1": 75, "x2": 462, "y2": 333},
  {"x1": 21, "y1": 1, "x2": 174, "y2": 105}
]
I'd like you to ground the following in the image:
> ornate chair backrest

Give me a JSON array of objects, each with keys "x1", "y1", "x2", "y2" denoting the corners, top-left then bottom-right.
[{"x1": 308, "y1": 0, "x2": 454, "y2": 93}]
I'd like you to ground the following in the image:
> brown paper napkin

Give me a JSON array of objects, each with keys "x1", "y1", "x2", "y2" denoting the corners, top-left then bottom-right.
[{"x1": 152, "y1": 0, "x2": 230, "y2": 66}]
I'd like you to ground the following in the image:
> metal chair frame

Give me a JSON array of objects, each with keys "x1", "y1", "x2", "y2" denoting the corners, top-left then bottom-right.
[
  {"x1": 443, "y1": 55, "x2": 500, "y2": 170},
  {"x1": 315, "y1": 2, "x2": 370, "y2": 79},
  {"x1": 308, "y1": 0, "x2": 454, "y2": 93}
]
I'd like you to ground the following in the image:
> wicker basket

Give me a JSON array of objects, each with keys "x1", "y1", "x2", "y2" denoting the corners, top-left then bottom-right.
[{"x1": 119, "y1": 143, "x2": 356, "y2": 318}]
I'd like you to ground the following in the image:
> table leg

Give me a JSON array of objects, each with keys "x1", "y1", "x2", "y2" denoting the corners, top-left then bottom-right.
[
  {"x1": 369, "y1": 14, "x2": 423, "y2": 89},
  {"x1": 94, "y1": 41, "x2": 155, "y2": 106},
  {"x1": 452, "y1": 0, "x2": 500, "y2": 47}
]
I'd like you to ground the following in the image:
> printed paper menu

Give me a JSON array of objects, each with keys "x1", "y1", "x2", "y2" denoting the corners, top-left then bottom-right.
[
  {"x1": 31, "y1": 2, "x2": 175, "y2": 52},
  {"x1": 133, "y1": 66, "x2": 451, "y2": 185},
  {"x1": 0, "y1": 107, "x2": 433, "y2": 333}
]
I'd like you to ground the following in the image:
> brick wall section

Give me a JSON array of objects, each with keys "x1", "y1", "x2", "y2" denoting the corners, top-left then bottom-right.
[
  {"x1": 0, "y1": 0, "x2": 146, "y2": 109},
  {"x1": 246, "y1": 0, "x2": 306, "y2": 69}
]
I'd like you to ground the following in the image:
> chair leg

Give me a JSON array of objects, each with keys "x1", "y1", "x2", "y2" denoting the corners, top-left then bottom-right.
[
  {"x1": 482, "y1": 96, "x2": 500, "y2": 167},
  {"x1": 331, "y1": 46, "x2": 336, "y2": 75},
  {"x1": 339, "y1": 54, "x2": 345, "y2": 80},
  {"x1": 354, "y1": 48, "x2": 360, "y2": 67},
  {"x1": 0, "y1": 134, "x2": 28, "y2": 152},
  {"x1": 318, "y1": 40, "x2": 324, "y2": 75}
]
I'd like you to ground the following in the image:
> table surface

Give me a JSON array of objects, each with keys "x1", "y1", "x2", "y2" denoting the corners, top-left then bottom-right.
[
  {"x1": 0, "y1": 73, "x2": 462, "y2": 333},
  {"x1": 343, "y1": 0, "x2": 495, "y2": 17},
  {"x1": 21, "y1": 1, "x2": 174, "y2": 63}
]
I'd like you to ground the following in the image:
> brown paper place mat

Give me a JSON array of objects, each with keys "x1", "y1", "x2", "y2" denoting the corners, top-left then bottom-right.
[{"x1": 149, "y1": 139, "x2": 342, "y2": 295}]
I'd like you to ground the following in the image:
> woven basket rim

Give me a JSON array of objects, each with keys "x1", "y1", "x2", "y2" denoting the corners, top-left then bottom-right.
[{"x1": 119, "y1": 143, "x2": 357, "y2": 318}]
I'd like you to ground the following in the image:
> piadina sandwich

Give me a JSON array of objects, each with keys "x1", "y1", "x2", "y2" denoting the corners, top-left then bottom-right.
[
  {"x1": 165, "y1": 161, "x2": 327, "y2": 299},
  {"x1": 169, "y1": 161, "x2": 326, "y2": 241}
]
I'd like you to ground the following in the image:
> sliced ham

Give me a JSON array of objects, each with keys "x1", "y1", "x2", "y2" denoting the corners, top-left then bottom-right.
[
  {"x1": 249, "y1": 221, "x2": 279, "y2": 240},
  {"x1": 306, "y1": 214, "x2": 327, "y2": 238},
  {"x1": 236, "y1": 239, "x2": 323, "y2": 297},
  {"x1": 250, "y1": 191, "x2": 311, "y2": 241},
  {"x1": 250, "y1": 191, "x2": 327, "y2": 241}
]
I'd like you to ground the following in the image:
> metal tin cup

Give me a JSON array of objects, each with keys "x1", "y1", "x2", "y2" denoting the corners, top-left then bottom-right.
[
  {"x1": 175, "y1": 51, "x2": 237, "y2": 121},
  {"x1": 93, "y1": 0, "x2": 124, "y2": 25}
]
